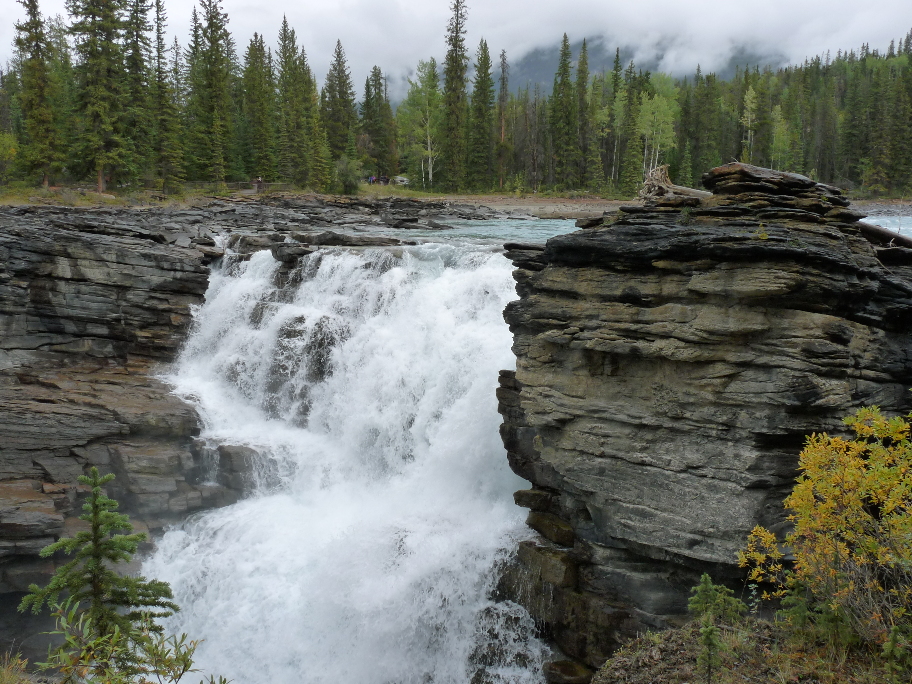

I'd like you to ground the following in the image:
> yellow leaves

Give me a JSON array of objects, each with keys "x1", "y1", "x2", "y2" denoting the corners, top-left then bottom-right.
[
  {"x1": 739, "y1": 526, "x2": 788, "y2": 600},
  {"x1": 739, "y1": 406, "x2": 912, "y2": 645}
]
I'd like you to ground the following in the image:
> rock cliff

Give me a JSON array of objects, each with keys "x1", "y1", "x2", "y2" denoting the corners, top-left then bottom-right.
[
  {"x1": 0, "y1": 206, "x2": 236, "y2": 653},
  {"x1": 497, "y1": 164, "x2": 912, "y2": 669},
  {"x1": 0, "y1": 209, "x2": 223, "y2": 550}
]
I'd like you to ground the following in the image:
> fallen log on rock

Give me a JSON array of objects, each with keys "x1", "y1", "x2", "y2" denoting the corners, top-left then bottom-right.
[{"x1": 638, "y1": 164, "x2": 712, "y2": 202}]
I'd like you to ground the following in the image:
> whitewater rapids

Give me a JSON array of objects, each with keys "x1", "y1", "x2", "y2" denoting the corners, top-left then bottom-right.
[{"x1": 143, "y1": 243, "x2": 548, "y2": 684}]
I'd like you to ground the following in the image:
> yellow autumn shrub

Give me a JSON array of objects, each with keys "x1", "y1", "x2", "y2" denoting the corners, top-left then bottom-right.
[{"x1": 739, "y1": 406, "x2": 912, "y2": 645}]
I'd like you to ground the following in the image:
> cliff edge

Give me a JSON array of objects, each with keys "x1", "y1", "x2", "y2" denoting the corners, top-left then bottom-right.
[{"x1": 497, "y1": 164, "x2": 912, "y2": 668}]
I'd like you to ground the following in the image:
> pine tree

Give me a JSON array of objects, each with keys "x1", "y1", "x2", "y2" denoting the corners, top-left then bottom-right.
[
  {"x1": 320, "y1": 40, "x2": 357, "y2": 160},
  {"x1": 122, "y1": 0, "x2": 153, "y2": 183},
  {"x1": 242, "y1": 33, "x2": 276, "y2": 180},
  {"x1": 495, "y1": 49, "x2": 511, "y2": 190},
  {"x1": 14, "y1": 0, "x2": 63, "y2": 187},
  {"x1": 275, "y1": 17, "x2": 313, "y2": 186},
  {"x1": 19, "y1": 468, "x2": 179, "y2": 639},
  {"x1": 68, "y1": 0, "x2": 128, "y2": 192},
  {"x1": 575, "y1": 38, "x2": 590, "y2": 187},
  {"x1": 439, "y1": 0, "x2": 469, "y2": 190},
  {"x1": 467, "y1": 38, "x2": 495, "y2": 190},
  {"x1": 550, "y1": 34, "x2": 578, "y2": 189},
  {"x1": 150, "y1": 0, "x2": 183, "y2": 193}
]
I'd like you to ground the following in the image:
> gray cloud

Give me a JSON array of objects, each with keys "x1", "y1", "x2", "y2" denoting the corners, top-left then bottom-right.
[{"x1": 3, "y1": 0, "x2": 909, "y2": 96}]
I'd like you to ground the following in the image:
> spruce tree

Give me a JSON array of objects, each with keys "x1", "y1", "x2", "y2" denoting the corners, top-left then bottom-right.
[
  {"x1": 550, "y1": 34, "x2": 578, "y2": 189},
  {"x1": 320, "y1": 40, "x2": 357, "y2": 160},
  {"x1": 495, "y1": 49, "x2": 511, "y2": 190},
  {"x1": 677, "y1": 141, "x2": 694, "y2": 186},
  {"x1": 122, "y1": 0, "x2": 153, "y2": 183},
  {"x1": 439, "y1": 0, "x2": 469, "y2": 190},
  {"x1": 242, "y1": 33, "x2": 276, "y2": 180},
  {"x1": 575, "y1": 38, "x2": 590, "y2": 187},
  {"x1": 68, "y1": 0, "x2": 128, "y2": 192},
  {"x1": 150, "y1": 0, "x2": 184, "y2": 193},
  {"x1": 14, "y1": 0, "x2": 63, "y2": 187},
  {"x1": 608, "y1": 47, "x2": 623, "y2": 183},
  {"x1": 275, "y1": 17, "x2": 313, "y2": 186},
  {"x1": 467, "y1": 38, "x2": 495, "y2": 190},
  {"x1": 618, "y1": 90, "x2": 643, "y2": 197},
  {"x1": 185, "y1": 0, "x2": 233, "y2": 183},
  {"x1": 359, "y1": 66, "x2": 397, "y2": 177},
  {"x1": 584, "y1": 74, "x2": 605, "y2": 191},
  {"x1": 45, "y1": 16, "x2": 77, "y2": 165},
  {"x1": 308, "y1": 79, "x2": 332, "y2": 190},
  {"x1": 19, "y1": 468, "x2": 178, "y2": 638},
  {"x1": 889, "y1": 68, "x2": 912, "y2": 191}
]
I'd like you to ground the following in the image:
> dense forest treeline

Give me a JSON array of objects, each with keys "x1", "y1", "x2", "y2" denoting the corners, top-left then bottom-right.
[{"x1": 2, "y1": 0, "x2": 911, "y2": 196}]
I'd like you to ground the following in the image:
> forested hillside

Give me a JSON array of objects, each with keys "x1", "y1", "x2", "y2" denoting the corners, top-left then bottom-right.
[{"x1": 2, "y1": 0, "x2": 910, "y2": 196}]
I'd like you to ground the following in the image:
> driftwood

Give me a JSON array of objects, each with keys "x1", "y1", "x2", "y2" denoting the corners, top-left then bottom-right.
[
  {"x1": 638, "y1": 165, "x2": 712, "y2": 201},
  {"x1": 856, "y1": 221, "x2": 912, "y2": 249}
]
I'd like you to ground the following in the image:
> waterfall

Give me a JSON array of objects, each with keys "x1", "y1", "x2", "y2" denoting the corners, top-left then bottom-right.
[{"x1": 143, "y1": 243, "x2": 548, "y2": 684}]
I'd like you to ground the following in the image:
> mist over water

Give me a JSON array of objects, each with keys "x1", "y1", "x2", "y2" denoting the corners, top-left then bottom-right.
[{"x1": 144, "y1": 243, "x2": 548, "y2": 684}]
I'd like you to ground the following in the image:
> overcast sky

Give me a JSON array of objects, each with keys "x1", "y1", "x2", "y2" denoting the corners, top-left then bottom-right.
[{"x1": 3, "y1": 0, "x2": 910, "y2": 96}]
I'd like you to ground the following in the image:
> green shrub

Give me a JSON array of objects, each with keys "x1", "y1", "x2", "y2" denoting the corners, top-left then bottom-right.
[{"x1": 19, "y1": 467, "x2": 227, "y2": 684}]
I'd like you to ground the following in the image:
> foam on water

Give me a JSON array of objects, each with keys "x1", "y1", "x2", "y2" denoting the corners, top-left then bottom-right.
[{"x1": 144, "y1": 243, "x2": 548, "y2": 684}]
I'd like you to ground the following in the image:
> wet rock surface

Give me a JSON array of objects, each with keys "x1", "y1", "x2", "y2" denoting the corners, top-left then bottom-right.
[
  {"x1": 0, "y1": 205, "x2": 241, "y2": 655},
  {"x1": 497, "y1": 164, "x2": 912, "y2": 666}
]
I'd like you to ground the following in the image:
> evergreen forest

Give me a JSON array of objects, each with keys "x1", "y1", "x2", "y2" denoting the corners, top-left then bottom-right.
[{"x1": 3, "y1": 0, "x2": 911, "y2": 196}]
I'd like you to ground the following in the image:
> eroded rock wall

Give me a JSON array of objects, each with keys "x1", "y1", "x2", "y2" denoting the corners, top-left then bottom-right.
[
  {"x1": 498, "y1": 165, "x2": 912, "y2": 667},
  {"x1": 0, "y1": 209, "x2": 247, "y2": 612}
]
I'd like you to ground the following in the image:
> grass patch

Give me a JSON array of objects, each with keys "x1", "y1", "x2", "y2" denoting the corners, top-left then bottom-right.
[
  {"x1": 594, "y1": 618, "x2": 892, "y2": 684},
  {"x1": 0, "y1": 653, "x2": 28, "y2": 684}
]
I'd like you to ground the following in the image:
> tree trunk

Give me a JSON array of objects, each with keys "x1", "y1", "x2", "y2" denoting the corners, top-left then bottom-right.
[
  {"x1": 97, "y1": 167, "x2": 105, "y2": 193},
  {"x1": 638, "y1": 164, "x2": 711, "y2": 200}
]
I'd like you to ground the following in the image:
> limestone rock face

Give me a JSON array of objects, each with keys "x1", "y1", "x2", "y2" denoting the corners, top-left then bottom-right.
[
  {"x1": 0, "y1": 208, "x2": 246, "y2": 605},
  {"x1": 498, "y1": 164, "x2": 912, "y2": 666}
]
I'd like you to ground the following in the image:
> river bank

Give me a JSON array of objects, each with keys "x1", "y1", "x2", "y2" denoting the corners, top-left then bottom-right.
[{"x1": 3, "y1": 186, "x2": 909, "y2": 223}]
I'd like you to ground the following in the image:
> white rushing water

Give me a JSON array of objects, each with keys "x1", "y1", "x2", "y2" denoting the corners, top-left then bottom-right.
[{"x1": 144, "y1": 242, "x2": 548, "y2": 684}]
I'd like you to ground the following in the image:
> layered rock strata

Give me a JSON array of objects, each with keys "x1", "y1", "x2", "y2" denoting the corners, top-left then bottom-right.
[
  {"x1": 0, "y1": 208, "x2": 243, "y2": 656},
  {"x1": 498, "y1": 164, "x2": 912, "y2": 668}
]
